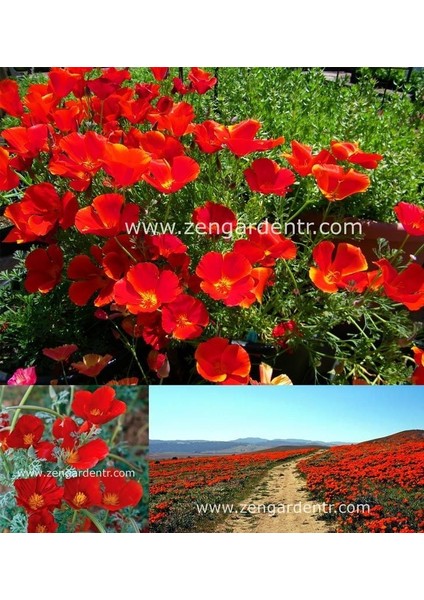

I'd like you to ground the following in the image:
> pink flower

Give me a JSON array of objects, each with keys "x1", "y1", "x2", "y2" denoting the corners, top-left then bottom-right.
[{"x1": 7, "y1": 367, "x2": 37, "y2": 385}]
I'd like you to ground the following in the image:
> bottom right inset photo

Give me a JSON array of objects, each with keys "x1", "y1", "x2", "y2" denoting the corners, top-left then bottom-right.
[{"x1": 149, "y1": 386, "x2": 424, "y2": 533}]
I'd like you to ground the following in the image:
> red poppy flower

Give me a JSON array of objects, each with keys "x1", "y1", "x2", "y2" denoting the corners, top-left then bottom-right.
[
  {"x1": 150, "y1": 68, "x2": 170, "y2": 81},
  {"x1": 114, "y1": 262, "x2": 181, "y2": 313},
  {"x1": 63, "y1": 476, "x2": 102, "y2": 510},
  {"x1": 67, "y1": 249, "x2": 115, "y2": 307},
  {"x1": 42, "y1": 344, "x2": 78, "y2": 362},
  {"x1": 27, "y1": 509, "x2": 58, "y2": 533},
  {"x1": 0, "y1": 146, "x2": 19, "y2": 191},
  {"x1": 25, "y1": 244, "x2": 63, "y2": 294},
  {"x1": 87, "y1": 68, "x2": 131, "y2": 100},
  {"x1": 172, "y1": 78, "x2": 191, "y2": 95},
  {"x1": 238, "y1": 267, "x2": 273, "y2": 308},
  {"x1": 49, "y1": 131, "x2": 106, "y2": 191},
  {"x1": 192, "y1": 201, "x2": 237, "y2": 237},
  {"x1": 0, "y1": 79, "x2": 24, "y2": 117},
  {"x1": 135, "y1": 130, "x2": 184, "y2": 161},
  {"x1": 147, "y1": 350, "x2": 170, "y2": 378},
  {"x1": 1, "y1": 125, "x2": 49, "y2": 160},
  {"x1": 14, "y1": 475, "x2": 64, "y2": 513},
  {"x1": 75, "y1": 193, "x2": 140, "y2": 237},
  {"x1": 233, "y1": 224, "x2": 297, "y2": 267},
  {"x1": 99, "y1": 469, "x2": 143, "y2": 511},
  {"x1": 411, "y1": 347, "x2": 424, "y2": 384},
  {"x1": 149, "y1": 100, "x2": 195, "y2": 137},
  {"x1": 4, "y1": 182, "x2": 78, "y2": 243},
  {"x1": 187, "y1": 67, "x2": 217, "y2": 94},
  {"x1": 6, "y1": 415, "x2": 44, "y2": 450},
  {"x1": 162, "y1": 294, "x2": 209, "y2": 340},
  {"x1": 225, "y1": 120, "x2": 284, "y2": 157},
  {"x1": 312, "y1": 164, "x2": 370, "y2": 201},
  {"x1": 71, "y1": 353, "x2": 113, "y2": 377},
  {"x1": 143, "y1": 155, "x2": 200, "y2": 193},
  {"x1": 309, "y1": 241, "x2": 368, "y2": 293},
  {"x1": 21, "y1": 82, "x2": 57, "y2": 125},
  {"x1": 101, "y1": 142, "x2": 151, "y2": 187},
  {"x1": 122, "y1": 312, "x2": 168, "y2": 350},
  {"x1": 195, "y1": 337, "x2": 251, "y2": 384},
  {"x1": 7, "y1": 366, "x2": 37, "y2": 386},
  {"x1": 282, "y1": 140, "x2": 335, "y2": 176},
  {"x1": 52, "y1": 416, "x2": 88, "y2": 449},
  {"x1": 72, "y1": 386, "x2": 126, "y2": 425},
  {"x1": 107, "y1": 377, "x2": 139, "y2": 385},
  {"x1": 64, "y1": 439, "x2": 109, "y2": 470},
  {"x1": 330, "y1": 141, "x2": 383, "y2": 169},
  {"x1": 196, "y1": 251, "x2": 254, "y2": 306},
  {"x1": 244, "y1": 158, "x2": 296, "y2": 196},
  {"x1": 375, "y1": 259, "x2": 424, "y2": 311},
  {"x1": 144, "y1": 233, "x2": 188, "y2": 262},
  {"x1": 394, "y1": 202, "x2": 424, "y2": 236},
  {"x1": 189, "y1": 120, "x2": 228, "y2": 153},
  {"x1": 48, "y1": 67, "x2": 84, "y2": 99}
]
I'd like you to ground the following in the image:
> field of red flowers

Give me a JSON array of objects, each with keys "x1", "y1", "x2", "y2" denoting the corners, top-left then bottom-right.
[
  {"x1": 297, "y1": 431, "x2": 424, "y2": 533},
  {"x1": 150, "y1": 448, "x2": 316, "y2": 531}
]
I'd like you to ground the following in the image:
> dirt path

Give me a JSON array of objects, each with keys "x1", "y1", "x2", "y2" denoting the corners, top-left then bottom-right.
[{"x1": 216, "y1": 455, "x2": 332, "y2": 533}]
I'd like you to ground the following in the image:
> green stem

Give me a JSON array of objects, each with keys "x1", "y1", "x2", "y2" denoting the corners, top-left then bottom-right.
[
  {"x1": 128, "y1": 517, "x2": 140, "y2": 533},
  {"x1": 10, "y1": 385, "x2": 35, "y2": 430},
  {"x1": 108, "y1": 453, "x2": 144, "y2": 474},
  {"x1": 113, "y1": 236, "x2": 138, "y2": 263},
  {"x1": 283, "y1": 259, "x2": 299, "y2": 292},
  {"x1": 7, "y1": 405, "x2": 63, "y2": 419},
  {"x1": 60, "y1": 362, "x2": 69, "y2": 385},
  {"x1": 80, "y1": 509, "x2": 107, "y2": 533},
  {"x1": 286, "y1": 197, "x2": 313, "y2": 223}
]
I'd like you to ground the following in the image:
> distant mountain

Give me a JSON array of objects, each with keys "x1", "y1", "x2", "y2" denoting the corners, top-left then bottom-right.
[{"x1": 149, "y1": 437, "x2": 349, "y2": 457}]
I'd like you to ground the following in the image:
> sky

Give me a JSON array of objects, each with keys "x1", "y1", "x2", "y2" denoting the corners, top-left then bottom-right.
[{"x1": 149, "y1": 386, "x2": 424, "y2": 444}]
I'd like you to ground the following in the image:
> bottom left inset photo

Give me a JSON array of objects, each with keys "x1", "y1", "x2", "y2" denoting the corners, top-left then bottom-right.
[{"x1": 0, "y1": 385, "x2": 148, "y2": 533}]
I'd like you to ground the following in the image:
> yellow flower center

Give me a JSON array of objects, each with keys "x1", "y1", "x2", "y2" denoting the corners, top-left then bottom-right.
[
  {"x1": 139, "y1": 290, "x2": 158, "y2": 310},
  {"x1": 90, "y1": 408, "x2": 103, "y2": 416},
  {"x1": 176, "y1": 314, "x2": 191, "y2": 327},
  {"x1": 36, "y1": 524, "x2": 47, "y2": 533},
  {"x1": 325, "y1": 270, "x2": 341, "y2": 284},
  {"x1": 73, "y1": 492, "x2": 88, "y2": 508},
  {"x1": 103, "y1": 492, "x2": 120, "y2": 507},
  {"x1": 215, "y1": 277, "x2": 232, "y2": 295},
  {"x1": 28, "y1": 493, "x2": 45, "y2": 511},
  {"x1": 66, "y1": 449, "x2": 79, "y2": 465},
  {"x1": 23, "y1": 433, "x2": 36, "y2": 446}
]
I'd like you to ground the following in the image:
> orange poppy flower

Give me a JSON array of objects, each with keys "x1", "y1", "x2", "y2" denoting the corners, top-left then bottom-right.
[
  {"x1": 48, "y1": 67, "x2": 83, "y2": 99},
  {"x1": 187, "y1": 67, "x2": 217, "y2": 94},
  {"x1": 162, "y1": 294, "x2": 209, "y2": 339},
  {"x1": 282, "y1": 140, "x2": 335, "y2": 176},
  {"x1": 309, "y1": 241, "x2": 368, "y2": 293},
  {"x1": 330, "y1": 141, "x2": 383, "y2": 169},
  {"x1": 63, "y1": 476, "x2": 102, "y2": 510},
  {"x1": 64, "y1": 439, "x2": 109, "y2": 470},
  {"x1": 233, "y1": 223, "x2": 297, "y2": 267},
  {"x1": 312, "y1": 164, "x2": 370, "y2": 201},
  {"x1": 75, "y1": 193, "x2": 140, "y2": 237},
  {"x1": 196, "y1": 251, "x2": 254, "y2": 306},
  {"x1": 24, "y1": 244, "x2": 63, "y2": 294},
  {"x1": 225, "y1": 119, "x2": 284, "y2": 157},
  {"x1": 28, "y1": 509, "x2": 58, "y2": 533},
  {"x1": 99, "y1": 469, "x2": 143, "y2": 511},
  {"x1": 250, "y1": 363, "x2": 293, "y2": 385},
  {"x1": 143, "y1": 155, "x2": 200, "y2": 193},
  {"x1": 238, "y1": 266, "x2": 273, "y2": 308},
  {"x1": 195, "y1": 337, "x2": 251, "y2": 384},
  {"x1": 411, "y1": 347, "x2": 424, "y2": 384},
  {"x1": 135, "y1": 130, "x2": 184, "y2": 161},
  {"x1": 394, "y1": 202, "x2": 424, "y2": 236},
  {"x1": 71, "y1": 353, "x2": 113, "y2": 377},
  {"x1": 0, "y1": 79, "x2": 24, "y2": 117},
  {"x1": 4, "y1": 182, "x2": 78, "y2": 243},
  {"x1": 42, "y1": 344, "x2": 78, "y2": 362},
  {"x1": 244, "y1": 158, "x2": 296, "y2": 196},
  {"x1": 114, "y1": 262, "x2": 181, "y2": 314},
  {"x1": 2, "y1": 124, "x2": 49, "y2": 161},
  {"x1": 0, "y1": 146, "x2": 19, "y2": 191},
  {"x1": 375, "y1": 259, "x2": 424, "y2": 311},
  {"x1": 49, "y1": 131, "x2": 106, "y2": 191},
  {"x1": 101, "y1": 142, "x2": 151, "y2": 187},
  {"x1": 22, "y1": 83, "x2": 57, "y2": 125},
  {"x1": 14, "y1": 475, "x2": 64, "y2": 513},
  {"x1": 149, "y1": 100, "x2": 195, "y2": 137},
  {"x1": 72, "y1": 386, "x2": 126, "y2": 425},
  {"x1": 106, "y1": 377, "x2": 139, "y2": 385},
  {"x1": 192, "y1": 201, "x2": 237, "y2": 237}
]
